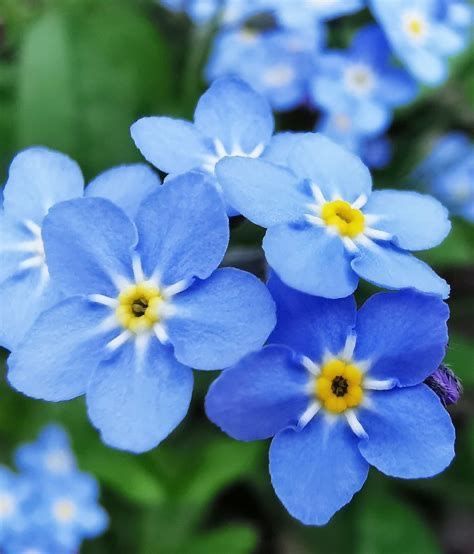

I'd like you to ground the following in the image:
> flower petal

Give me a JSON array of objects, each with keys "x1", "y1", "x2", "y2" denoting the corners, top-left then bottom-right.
[
  {"x1": 130, "y1": 116, "x2": 211, "y2": 174},
  {"x1": 363, "y1": 190, "x2": 451, "y2": 251},
  {"x1": 87, "y1": 339, "x2": 193, "y2": 453},
  {"x1": 270, "y1": 416, "x2": 369, "y2": 525},
  {"x1": 7, "y1": 297, "x2": 113, "y2": 401},
  {"x1": 135, "y1": 172, "x2": 228, "y2": 285},
  {"x1": 0, "y1": 215, "x2": 32, "y2": 283},
  {"x1": 86, "y1": 164, "x2": 161, "y2": 218},
  {"x1": 216, "y1": 157, "x2": 307, "y2": 227},
  {"x1": 194, "y1": 77, "x2": 274, "y2": 153},
  {"x1": 167, "y1": 268, "x2": 276, "y2": 370},
  {"x1": 268, "y1": 272, "x2": 357, "y2": 361},
  {"x1": 358, "y1": 385, "x2": 455, "y2": 478},
  {"x1": 262, "y1": 132, "x2": 302, "y2": 166},
  {"x1": 3, "y1": 147, "x2": 84, "y2": 224},
  {"x1": 264, "y1": 223, "x2": 359, "y2": 298},
  {"x1": 351, "y1": 242, "x2": 449, "y2": 298},
  {"x1": 205, "y1": 345, "x2": 308, "y2": 441},
  {"x1": 354, "y1": 290, "x2": 449, "y2": 386},
  {"x1": 43, "y1": 198, "x2": 137, "y2": 296},
  {"x1": 287, "y1": 133, "x2": 372, "y2": 202}
]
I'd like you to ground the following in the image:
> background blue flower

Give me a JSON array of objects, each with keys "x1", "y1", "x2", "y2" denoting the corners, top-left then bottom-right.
[{"x1": 206, "y1": 276, "x2": 455, "y2": 525}]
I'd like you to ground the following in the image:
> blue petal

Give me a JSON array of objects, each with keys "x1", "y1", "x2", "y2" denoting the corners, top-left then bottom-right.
[
  {"x1": 270, "y1": 416, "x2": 369, "y2": 525},
  {"x1": 2, "y1": 147, "x2": 83, "y2": 224},
  {"x1": 376, "y1": 69, "x2": 418, "y2": 106},
  {"x1": 363, "y1": 190, "x2": 451, "y2": 251},
  {"x1": 351, "y1": 242, "x2": 449, "y2": 298},
  {"x1": 0, "y1": 215, "x2": 31, "y2": 283},
  {"x1": 358, "y1": 385, "x2": 455, "y2": 478},
  {"x1": 194, "y1": 77, "x2": 274, "y2": 153},
  {"x1": 0, "y1": 270, "x2": 60, "y2": 351},
  {"x1": 167, "y1": 268, "x2": 276, "y2": 370},
  {"x1": 43, "y1": 198, "x2": 137, "y2": 296},
  {"x1": 287, "y1": 133, "x2": 372, "y2": 202},
  {"x1": 262, "y1": 132, "x2": 302, "y2": 166},
  {"x1": 86, "y1": 164, "x2": 161, "y2": 219},
  {"x1": 354, "y1": 290, "x2": 449, "y2": 386},
  {"x1": 87, "y1": 339, "x2": 193, "y2": 453},
  {"x1": 354, "y1": 101, "x2": 391, "y2": 135},
  {"x1": 131, "y1": 116, "x2": 212, "y2": 174},
  {"x1": 7, "y1": 297, "x2": 114, "y2": 401},
  {"x1": 264, "y1": 223, "x2": 359, "y2": 298},
  {"x1": 135, "y1": 172, "x2": 228, "y2": 285},
  {"x1": 205, "y1": 345, "x2": 308, "y2": 441},
  {"x1": 268, "y1": 272, "x2": 357, "y2": 360},
  {"x1": 216, "y1": 157, "x2": 307, "y2": 227}
]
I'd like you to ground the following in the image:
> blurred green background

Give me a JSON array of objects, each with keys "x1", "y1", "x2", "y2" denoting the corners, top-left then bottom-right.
[{"x1": 0, "y1": 1, "x2": 473, "y2": 553}]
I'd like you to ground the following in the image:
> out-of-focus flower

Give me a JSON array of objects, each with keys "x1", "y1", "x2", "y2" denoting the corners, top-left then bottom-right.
[
  {"x1": 369, "y1": 0, "x2": 471, "y2": 85},
  {"x1": 206, "y1": 279, "x2": 455, "y2": 525},
  {"x1": 0, "y1": 148, "x2": 160, "y2": 350},
  {"x1": 159, "y1": 0, "x2": 260, "y2": 25},
  {"x1": 425, "y1": 364, "x2": 463, "y2": 406},
  {"x1": 311, "y1": 24, "x2": 417, "y2": 136},
  {"x1": 131, "y1": 78, "x2": 274, "y2": 215},
  {"x1": 216, "y1": 132, "x2": 450, "y2": 299},
  {"x1": 8, "y1": 175, "x2": 276, "y2": 453},
  {"x1": 206, "y1": 28, "x2": 324, "y2": 112},
  {"x1": 1, "y1": 424, "x2": 107, "y2": 552},
  {"x1": 412, "y1": 132, "x2": 474, "y2": 222}
]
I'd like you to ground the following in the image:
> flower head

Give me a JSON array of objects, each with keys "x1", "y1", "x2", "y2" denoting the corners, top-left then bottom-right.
[
  {"x1": 206, "y1": 276, "x2": 455, "y2": 525},
  {"x1": 8, "y1": 172, "x2": 276, "y2": 453},
  {"x1": 0, "y1": 147, "x2": 160, "y2": 350},
  {"x1": 216, "y1": 132, "x2": 451, "y2": 299}
]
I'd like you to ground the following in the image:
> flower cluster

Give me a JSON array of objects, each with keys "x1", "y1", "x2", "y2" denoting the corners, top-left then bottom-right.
[
  {"x1": 161, "y1": 0, "x2": 471, "y2": 168},
  {"x1": 0, "y1": 425, "x2": 107, "y2": 553},
  {"x1": 0, "y1": 77, "x2": 460, "y2": 527}
]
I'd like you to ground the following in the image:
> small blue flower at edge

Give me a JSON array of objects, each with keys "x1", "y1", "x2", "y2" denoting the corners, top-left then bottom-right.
[
  {"x1": 205, "y1": 274, "x2": 455, "y2": 525},
  {"x1": 216, "y1": 132, "x2": 451, "y2": 299},
  {"x1": 7, "y1": 172, "x2": 276, "y2": 453},
  {"x1": 0, "y1": 147, "x2": 161, "y2": 351}
]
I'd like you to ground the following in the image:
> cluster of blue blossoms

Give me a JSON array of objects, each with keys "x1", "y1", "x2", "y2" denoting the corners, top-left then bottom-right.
[
  {"x1": 0, "y1": 76, "x2": 461, "y2": 527},
  {"x1": 161, "y1": 0, "x2": 471, "y2": 169},
  {"x1": 0, "y1": 425, "x2": 107, "y2": 553}
]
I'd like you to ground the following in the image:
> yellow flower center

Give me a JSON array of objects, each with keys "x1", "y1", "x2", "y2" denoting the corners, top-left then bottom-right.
[
  {"x1": 321, "y1": 200, "x2": 365, "y2": 238},
  {"x1": 315, "y1": 358, "x2": 364, "y2": 413},
  {"x1": 115, "y1": 282, "x2": 162, "y2": 333}
]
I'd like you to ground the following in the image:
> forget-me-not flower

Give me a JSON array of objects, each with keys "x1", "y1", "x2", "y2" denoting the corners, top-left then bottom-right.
[
  {"x1": 160, "y1": 0, "x2": 259, "y2": 25},
  {"x1": 7, "y1": 173, "x2": 276, "y2": 453},
  {"x1": 369, "y1": 0, "x2": 471, "y2": 85},
  {"x1": 131, "y1": 77, "x2": 274, "y2": 215},
  {"x1": 216, "y1": 132, "x2": 451, "y2": 299},
  {"x1": 412, "y1": 132, "x2": 474, "y2": 222},
  {"x1": 0, "y1": 147, "x2": 160, "y2": 350},
  {"x1": 0, "y1": 467, "x2": 30, "y2": 542},
  {"x1": 206, "y1": 275, "x2": 455, "y2": 525},
  {"x1": 311, "y1": 24, "x2": 417, "y2": 136}
]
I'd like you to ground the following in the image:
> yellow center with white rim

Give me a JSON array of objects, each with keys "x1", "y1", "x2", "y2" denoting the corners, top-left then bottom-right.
[{"x1": 402, "y1": 10, "x2": 429, "y2": 43}]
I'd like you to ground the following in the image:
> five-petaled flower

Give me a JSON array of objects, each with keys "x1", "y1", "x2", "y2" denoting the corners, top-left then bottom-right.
[
  {"x1": 206, "y1": 274, "x2": 455, "y2": 525},
  {"x1": 216, "y1": 133, "x2": 451, "y2": 299},
  {"x1": 7, "y1": 172, "x2": 276, "y2": 453}
]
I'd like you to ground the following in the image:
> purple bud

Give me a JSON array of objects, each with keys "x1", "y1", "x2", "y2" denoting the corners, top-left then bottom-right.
[{"x1": 425, "y1": 365, "x2": 463, "y2": 406}]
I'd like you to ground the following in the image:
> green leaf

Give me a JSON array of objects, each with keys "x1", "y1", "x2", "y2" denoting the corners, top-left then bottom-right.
[
  {"x1": 357, "y1": 488, "x2": 441, "y2": 554},
  {"x1": 182, "y1": 525, "x2": 258, "y2": 554},
  {"x1": 445, "y1": 334, "x2": 474, "y2": 387},
  {"x1": 419, "y1": 219, "x2": 474, "y2": 268}
]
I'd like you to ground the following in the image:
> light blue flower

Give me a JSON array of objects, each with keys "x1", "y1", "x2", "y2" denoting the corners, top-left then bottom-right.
[
  {"x1": 206, "y1": 27, "x2": 323, "y2": 112},
  {"x1": 412, "y1": 132, "x2": 474, "y2": 222},
  {"x1": 159, "y1": 0, "x2": 259, "y2": 25},
  {"x1": 0, "y1": 147, "x2": 160, "y2": 350},
  {"x1": 7, "y1": 173, "x2": 276, "y2": 453},
  {"x1": 206, "y1": 276, "x2": 455, "y2": 525},
  {"x1": 216, "y1": 132, "x2": 451, "y2": 299},
  {"x1": 0, "y1": 467, "x2": 31, "y2": 542},
  {"x1": 369, "y1": 0, "x2": 471, "y2": 85},
  {"x1": 311, "y1": 24, "x2": 417, "y2": 136},
  {"x1": 131, "y1": 77, "x2": 274, "y2": 215}
]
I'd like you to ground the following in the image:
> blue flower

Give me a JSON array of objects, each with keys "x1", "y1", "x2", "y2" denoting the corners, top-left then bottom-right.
[
  {"x1": 0, "y1": 467, "x2": 31, "y2": 542},
  {"x1": 0, "y1": 147, "x2": 160, "y2": 350},
  {"x1": 311, "y1": 24, "x2": 417, "y2": 136},
  {"x1": 7, "y1": 172, "x2": 276, "y2": 453},
  {"x1": 159, "y1": 0, "x2": 259, "y2": 25},
  {"x1": 369, "y1": 0, "x2": 470, "y2": 85},
  {"x1": 412, "y1": 132, "x2": 474, "y2": 222},
  {"x1": 206, "y1": 28, "x2": 323, "y2": 112},
  {"x1": 131, "y1": 77, "x2": 274, "y2": 215},
  {"x1": 216, "y1": 132, "x2": 451, "y2": 299},
  {"x1": 206, "y1": 276, "x2": 455, "y2": 525}
]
